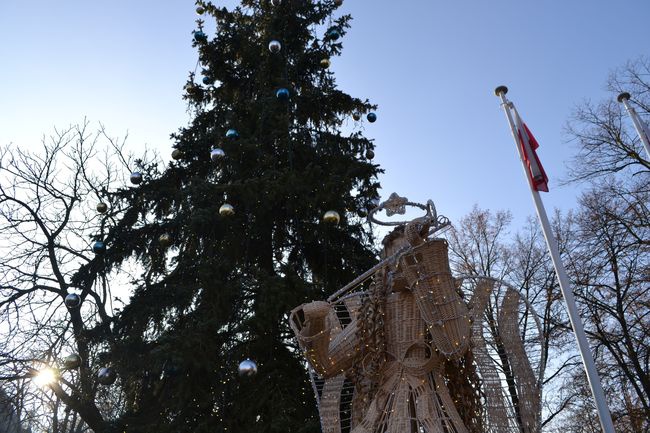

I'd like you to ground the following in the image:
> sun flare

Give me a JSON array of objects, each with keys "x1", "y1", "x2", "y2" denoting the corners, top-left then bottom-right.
[{"x1": 33, "y1": 368, "x2": 58, "y2": 387}]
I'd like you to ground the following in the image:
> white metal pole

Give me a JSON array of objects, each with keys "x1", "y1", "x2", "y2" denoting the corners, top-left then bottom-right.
[
  {"x1": 494, "y1": 85, "x2": 616, "y2": 433},
  {"x1": 618, "y1": 92, "x2": 650, "y2": 161}
]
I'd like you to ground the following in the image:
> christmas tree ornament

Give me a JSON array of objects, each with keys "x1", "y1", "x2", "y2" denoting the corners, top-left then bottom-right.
[
  {"x1": 268, "y1": 40, "x2": 282, "y2": 53},
  {"x1": 366, "y1": 149, "x2": 375, "y2": 159},
  {"x1": 63, "y1": 354, "x2": 82, "y2": 370},
  {"x1": 326, "y1": 28, "x2": 341, "y2": 41},
  {"x1": 92, "y1": 241, "x2": 107, "y2": 254},
  {"x1": 219, "y1": 203, "x2": 235, "y2": 216},
  {"x1": 65, "y1": 293, "x2": 81, "y2": 309},
  {"x1": 97, "y1": 367, "x2": 116, "y2": 385},
  {"x1": 225, "y1": 129, "x2": 239, "y2": 139},
  {"x1": 196, "y1": 6, "x2": 205, "y2": 15},
  {"x1": 238, "y1": 359, "x2": 258, "y2": 377},
  {"x1": 171, "y1": 149, "x2": 183, "y2": 160},
  {"x1": 130, "y1": 172, "x2": 143, "y2": 185},
  {"x1": 320, "y1": 58, "x2": 331, "y2": 69},
  {"x1": 334, "y1": 0, "x2": 343, "y2": 5},
  {"x1": 271, "y1": 0, "x2": 281, "y2": 5},
  {"x1": 211, "y1": 148, "x2": 226, "y2": 161},
  {"x1": 159, "y1": 233, "x2": 172, "y2": 248},
  {"x1": 276, "y1": 88, "x2": 290, "y2": 100},
  {"x1": 96, "y1": 202, "x2": 108, "y2": 214},
  {"x1": 202, "y1": 76, "x2": 212, "y2": 85},
  {"x1": 193, "y1": 30, "x2": 207, "y2": 43},
  {"x1": 352, "y1": 112, "x2": 361, "y2": 121},
  {"x1": 323, "y1": 210, "x2": 341, "y2": 225},
  {"x1": 367, "y1": 112, "x2": 377, "y2": 123}
]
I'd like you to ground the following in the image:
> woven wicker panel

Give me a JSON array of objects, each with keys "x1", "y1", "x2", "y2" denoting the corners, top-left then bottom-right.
[
  {"x1": 398, "y1": 239, "x2": 471, "y2": 359},
  {"x1": 320, "y1": 374, "x2": 346, "y2": 433},
  {"x1": 498, "y1": 289, "x2": 541, "y2": 433},
  {"x1": 472, "y1": 310, "x2": 519, "y2": 433}
]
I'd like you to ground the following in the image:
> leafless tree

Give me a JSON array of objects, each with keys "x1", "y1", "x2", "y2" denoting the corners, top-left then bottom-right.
[
  {"x1": 565, "y1": 57, "x2": 650, "y2": 183},
  {"x1": 558, "y1": 183, "x2": 650, "y2": 433},
  {"x1": 447, "y1": 206, "x2": 577, "y2": 430},
  {"x1": 0, "y1": 120, "x2": 154, "y2": 432}
]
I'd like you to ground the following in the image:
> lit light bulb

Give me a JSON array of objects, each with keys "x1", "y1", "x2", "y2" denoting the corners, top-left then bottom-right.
[{"x1": 33, "y1": 367, "x2": 58, "y2": 387}]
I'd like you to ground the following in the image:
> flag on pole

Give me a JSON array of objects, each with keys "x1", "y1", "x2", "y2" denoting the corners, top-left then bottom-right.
[{"x1": 511, "y1": 106, "x2": 549, "y2": 192}]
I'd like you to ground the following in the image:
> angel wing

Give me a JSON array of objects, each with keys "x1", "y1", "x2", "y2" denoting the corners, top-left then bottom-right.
[{"x1": 462, "y1": 276, "x2": 544, "y2": 433}]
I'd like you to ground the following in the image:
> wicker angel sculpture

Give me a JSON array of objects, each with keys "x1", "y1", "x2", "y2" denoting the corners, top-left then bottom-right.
[{"x1": 290, "y1": 194, "x2": 543, "y2": 433}]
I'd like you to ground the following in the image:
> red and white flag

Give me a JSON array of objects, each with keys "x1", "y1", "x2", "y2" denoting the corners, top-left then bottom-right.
[{"x1": 511, "y1": 106, "x2": 549, "y2": 192}]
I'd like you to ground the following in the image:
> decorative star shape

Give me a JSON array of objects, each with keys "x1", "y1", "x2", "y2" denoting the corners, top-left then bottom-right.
[{"x1": 383, "y1": 193, "x2": 408, "y2": 216}]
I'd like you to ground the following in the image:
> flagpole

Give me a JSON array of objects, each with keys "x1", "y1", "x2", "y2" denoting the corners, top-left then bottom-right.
[
  {"x1": 494, "y1": 85, "x2": 616, "y2": 433},
  {"x1": 617, "y1": 92, "x2": 650, "y2": 160}
]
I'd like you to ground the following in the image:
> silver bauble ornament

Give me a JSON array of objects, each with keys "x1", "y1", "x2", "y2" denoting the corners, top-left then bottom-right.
[
  {"x1": 171, "y1": 149, "x2": 183, "y2": 160},
  {"x1": 219, "y1": 203, "x2": 235, "y2": 217},
  {"x1": 97, "y1": 367, "x2": 116, "y2": 385},
  {"x1": 238, "y1": 359, "x2": 258, "y2": 377},
  {"x1": 323, "y1": 210, "x2": 341, "y2": 225},
  {"x1": 63, "y1": 354, "x2": 82, "y2": 370},
  {"x1": 159, "y1": 233, "x2": 172, "y2": 248},
  {"x1": 65, "y1": 293, "x2": 81, "y2": 309},
  {"x1": 211, "y1": 148, "x2": 225, "y2": 161},
  {"x1": 130, "y1": 171, "x2": 143, "y2": 185},
  {"x1": 196, "y1": 6, "x2": 205, "y2": 15},
  {"x1": 366, "y1": 149, "x2": 375, "y2": 160},
  {"x1": 268, "y1": 40, "x2": 282, "y2": 53},
  {"x1": 96, "y1": 202, "x2": 108, "y2": 214}
]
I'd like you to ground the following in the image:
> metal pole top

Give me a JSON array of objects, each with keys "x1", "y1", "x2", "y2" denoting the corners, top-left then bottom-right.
[
  {"x1": 494, "y1": 85, "x2": 509, "y2": 97},
  {"x1": 617, "y1": 91, "x2": 631, "y2": 103}
]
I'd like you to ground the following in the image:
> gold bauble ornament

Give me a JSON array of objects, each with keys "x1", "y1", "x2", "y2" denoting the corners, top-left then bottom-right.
[
  {"x1": 219, "y1": 203, "x2": 235, "y2": 217},
  {"x1": 171, "y1": 149, "x2": 183, "y2": 160},
  {"x1": 320, "y1": 58, "x2": 331, "y2": 69},
  {"x1": 63, "y1": 354, "x2": 82, "y2": 370},
  {"x1": 196, "y1": 6, "x2": 205, "y2": 15},
  {"x1": 352, "y1": 112, "x2": 361, "y2": 121},
  {"x1": 159, "y1": 233, "x2": 172, "y2": 248},
  {"x1": 323, "y1": 210, "x2": 341, "y2": 225}
]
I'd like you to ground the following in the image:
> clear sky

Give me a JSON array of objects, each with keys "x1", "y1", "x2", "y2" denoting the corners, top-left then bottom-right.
[{"x1": 1, "y1": 1, "x2": 648, "y2": 229}]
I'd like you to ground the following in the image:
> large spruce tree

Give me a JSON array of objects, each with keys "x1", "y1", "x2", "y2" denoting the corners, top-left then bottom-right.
[{"x1": 68, "y1": 1, "x2": 382, "y2": 431}]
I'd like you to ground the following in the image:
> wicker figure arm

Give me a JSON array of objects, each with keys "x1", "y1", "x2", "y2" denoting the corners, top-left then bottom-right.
[
  {"x1": 290, "y1": 301, "x2": 360, "y2": 378},
  {"x1": 398, "y1": 239, "x2": 471, "y2": 359}
]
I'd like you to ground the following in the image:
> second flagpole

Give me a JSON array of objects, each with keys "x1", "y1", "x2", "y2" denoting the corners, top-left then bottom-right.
[
  {"x1": 494, "y1": 86, "x2": 616, "y2": 433},
  {"x1": 617, "y1": 92, "x2": 650, "y2": 161}
]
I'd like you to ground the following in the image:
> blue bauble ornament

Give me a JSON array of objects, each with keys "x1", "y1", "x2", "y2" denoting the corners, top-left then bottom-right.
[
  {"x1": 326, "y1": 28, "x2": 341, "y2": 40},
  {"x1": 202, "y1": 76, "x2": 212, "y2": 85},
  {"x1": 276, "y1": 88, "x2": 290, "y2": 100},
  {"x1": 130, "y1": 172, "x2": 143, "y2": 185},
  {"x1": 225, "y1": 129, "x2": 239, "y2": 139},
  {"x1": 65, "y1": 293, "x2": 81, "y2": 309},
  {"x1": 238, "y1": 359, "x2": 258, "y2": 377},
  {"x1": 97, "y1": 367, "x2": 116, "y2": 385},
  {"x1": 193, "y1": 30, "x2": 207, "y2": 42},
  {"x1": 367, "y1": 112, "x2": 377, "y2": 123},
  {"x1": 92, "y1": 241, "x2": 106, "y2": 254}
]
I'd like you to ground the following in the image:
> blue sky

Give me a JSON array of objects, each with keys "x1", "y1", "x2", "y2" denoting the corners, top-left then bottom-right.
[{"x1": 1, "y1": 1, "x2": 649, "y2": 230}]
